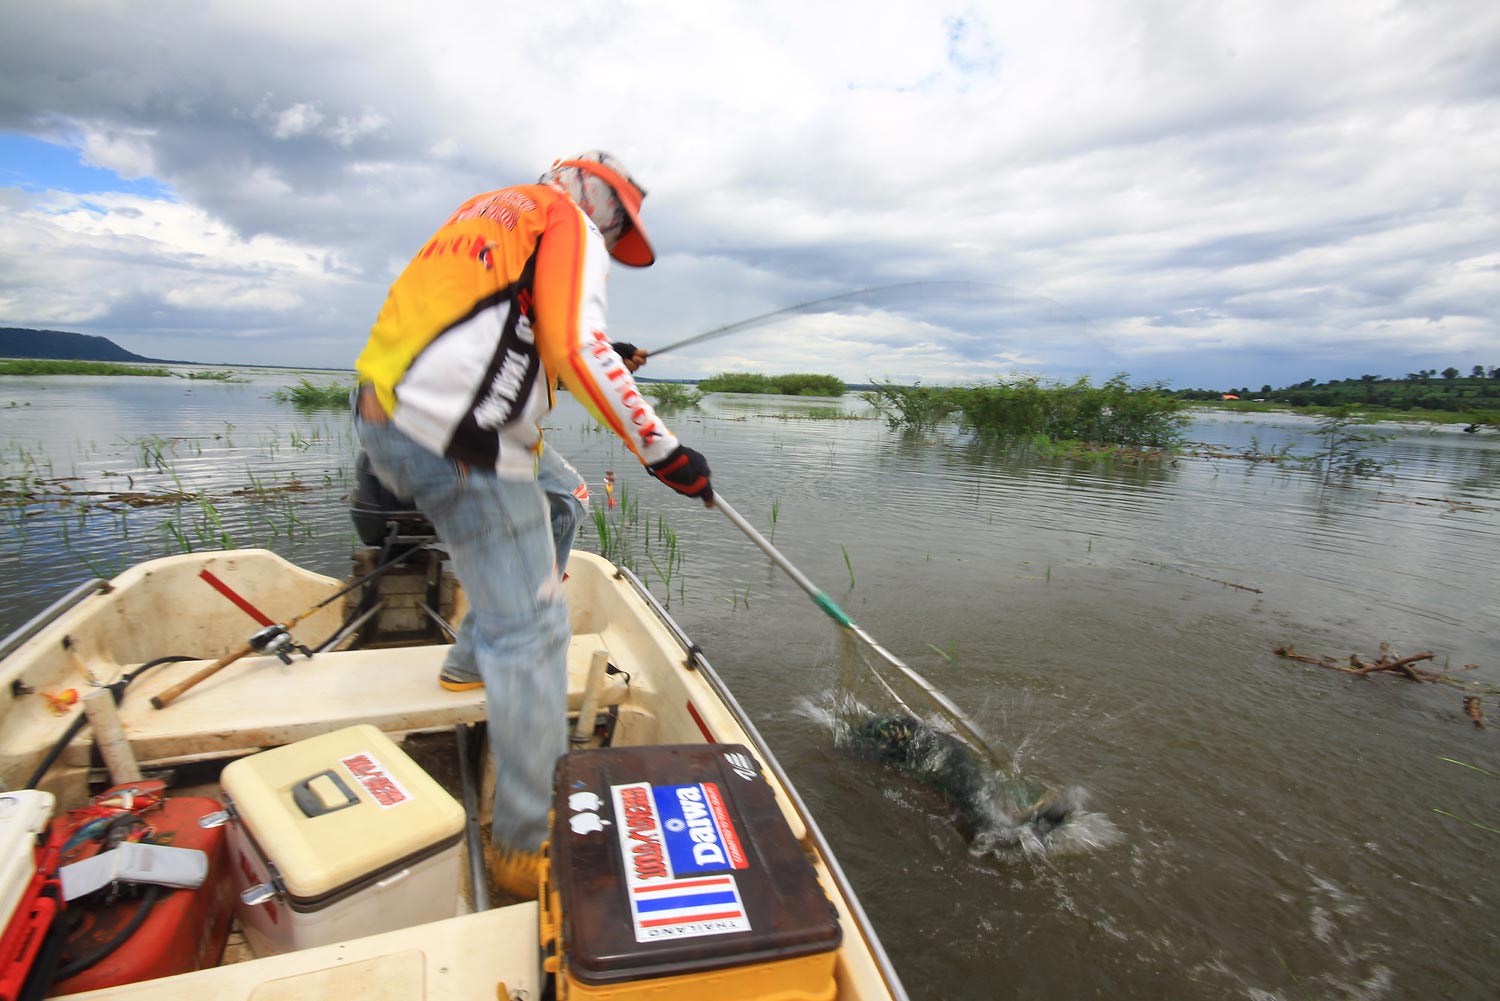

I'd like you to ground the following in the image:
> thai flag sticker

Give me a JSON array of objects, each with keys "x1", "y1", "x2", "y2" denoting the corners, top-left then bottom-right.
[
  {"x1": 630, "y1": 874, "x2": 750, "y2": 940},
  {"x1": 612, "y1": 781, "x2": 751, "y2": 942}
]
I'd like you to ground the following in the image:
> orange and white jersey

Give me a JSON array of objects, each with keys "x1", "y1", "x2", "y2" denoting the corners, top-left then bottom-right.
[{"x1": 355, "y1": 184, "x2": 679, "y2": 477}]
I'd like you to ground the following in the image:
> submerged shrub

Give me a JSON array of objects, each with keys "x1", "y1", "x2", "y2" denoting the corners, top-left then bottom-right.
[
  {"x1": 642, "y1": 382, "x2": 703, "y2": 409},
  {"x1": 769, "y1": 373, "x2": 846, "y2": 396},
  {"x1": 699, "y1": 372, "x2": 845, "y2": 396},
  {"x1": 699, "y1": 372, "x2": 776, "y2": 394},
  {"x1": 867, "y1": 375, "x2": 1189, "y2": 448},
  {"x1": 861, "y1": 383, "x2": 959, "y2": 429}
]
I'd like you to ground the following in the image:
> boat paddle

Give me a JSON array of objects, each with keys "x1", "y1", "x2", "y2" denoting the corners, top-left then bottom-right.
[{"x1": 712, "y1": 494, "x2": 1012, "y2": 774}]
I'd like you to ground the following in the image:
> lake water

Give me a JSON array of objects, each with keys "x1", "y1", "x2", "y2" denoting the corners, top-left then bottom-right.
[{"x1": 3, "y1": 370, "x2": 1498, "y2": 999}]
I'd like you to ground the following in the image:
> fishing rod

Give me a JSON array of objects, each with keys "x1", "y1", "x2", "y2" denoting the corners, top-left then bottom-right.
[
  {"x1": 712, "y1": 493, "x2": 1011, "y2": 773},
  {"x1": 647, "y1": 280, "x2": 1093, "y2": 359},
  {"x1": 149, "y1": 543, "x2": 428, "y2": 709}
]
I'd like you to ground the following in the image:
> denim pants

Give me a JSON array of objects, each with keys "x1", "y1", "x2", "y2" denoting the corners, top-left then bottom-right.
[
  {"x1": 356, "y1": 415, "x2": 570, "y2": 853},
  {"x1": 441, "y1": 445, "x2": 587, "y2": 685},
  {"x1": 539, "y1": 445, "x2": 589, "y2": 575}
]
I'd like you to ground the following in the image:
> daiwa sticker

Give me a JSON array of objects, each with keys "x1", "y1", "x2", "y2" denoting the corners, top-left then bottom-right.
[{"x1": 612, "y1": 781, "x2": 751, "y2": 942}]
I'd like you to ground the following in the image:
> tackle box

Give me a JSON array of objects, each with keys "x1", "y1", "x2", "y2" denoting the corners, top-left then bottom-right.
[
  {"x1": 219, "y1": 724, "x2": 466, "y2": 956},
  {"x1": 542, "y1": 744, "x2": 841, "y2": 1001},
  {"x1": 47, "y1": 787, "x2": 234, "y2": 996}
]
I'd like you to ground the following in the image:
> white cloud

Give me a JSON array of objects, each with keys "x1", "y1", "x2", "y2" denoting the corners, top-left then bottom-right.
[
  {"x1": 329, "y1": 110, "x2": 387, "y2": 147},
  {"x1": 76, "y1": 125, "x2": 160, "y2": 180},
  {"x1": 0, "y1": 0, "x2": 1495, "y2": 385},
  {"x1": 267, "y1": 100, "x2": 324, "y2": 139}
]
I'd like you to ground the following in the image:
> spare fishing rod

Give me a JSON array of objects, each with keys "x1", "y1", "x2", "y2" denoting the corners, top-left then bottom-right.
[
  {"x1": 149, "y1": 543, "x2": 429, "y2": 709},
  {"x1": 648, "y1": 280, "x2": 1094, "y2": 359},
  {"x1": 711, "y1": 493, "x2": 1010, "y2": 773}
]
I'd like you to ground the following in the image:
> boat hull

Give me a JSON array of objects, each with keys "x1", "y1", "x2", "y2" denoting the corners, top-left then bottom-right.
[{"x1": 0, "y1": 549, "x2": 907, "y2": 1001}]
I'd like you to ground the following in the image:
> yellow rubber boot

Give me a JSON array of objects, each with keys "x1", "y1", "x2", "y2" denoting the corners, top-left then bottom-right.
[{"x1": 487, "y1": 843, "x2": 544, "y2": 901}]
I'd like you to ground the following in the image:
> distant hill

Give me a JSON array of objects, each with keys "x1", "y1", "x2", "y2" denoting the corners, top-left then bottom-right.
[{"x1": 0, "y1": 327, "x2": 172, "y2": 363}]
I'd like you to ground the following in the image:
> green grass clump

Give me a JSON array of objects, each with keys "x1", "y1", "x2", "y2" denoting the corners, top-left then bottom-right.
[
  {"x1": 270, "y1": 378, "x2": 353, "y2": 410},
  {"x1": 0, "y1": 359, "x2": 173, "y2": 377},
  {"x1": 698, "y1": 372, "x2": 846, "y2": 396},
  {"x1": 642, "y1": 382, "x2": 703, "y2": 409},
  {"x1": 863, "y1": 374, "x2": 1189, "y2": 448},
  {"x1": 178, "y1": 369, "x2": 245, "y2": 382}
]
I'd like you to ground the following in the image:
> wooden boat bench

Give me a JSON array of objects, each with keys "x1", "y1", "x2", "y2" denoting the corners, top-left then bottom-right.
[
  {"x1": 73, "y1": 632, "x2": 634, "y2": 769},
  {"x1": 58, "y1": 904, "x2": 543, "y2": 1000}
]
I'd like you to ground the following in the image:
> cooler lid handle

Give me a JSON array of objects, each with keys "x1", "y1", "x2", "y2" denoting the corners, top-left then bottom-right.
[{"x1": 292, "y1": 770, "x2": 359, "y2": 817}]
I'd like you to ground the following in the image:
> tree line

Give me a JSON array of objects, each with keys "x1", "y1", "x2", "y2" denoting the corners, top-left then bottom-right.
[{"x1": 1176, "y1": 366, "x2": 1500, "y2": 412}]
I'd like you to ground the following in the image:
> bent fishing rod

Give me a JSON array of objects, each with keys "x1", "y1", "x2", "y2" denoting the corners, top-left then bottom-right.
[
  {"x1": 647, "y1": 280, "x2": 1093, "y2": 359},
  {"x1": 712, "y1": 493, "x2": 1010, "y2": 773}
]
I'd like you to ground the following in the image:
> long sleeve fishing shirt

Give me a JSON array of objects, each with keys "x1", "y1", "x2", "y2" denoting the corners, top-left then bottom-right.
[{"x1": 355, "y1": 184, "x2": 679, "y2": 478}]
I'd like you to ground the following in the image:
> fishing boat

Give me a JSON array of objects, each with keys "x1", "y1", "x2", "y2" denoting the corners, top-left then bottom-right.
[{"x1": 0, "y1": 517, "x2": 911, "y2": 999}]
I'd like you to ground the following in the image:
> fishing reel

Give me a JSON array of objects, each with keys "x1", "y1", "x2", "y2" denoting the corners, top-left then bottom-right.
[{"x1": 248, "y1": 624, "x2": 312, "y2": 665}]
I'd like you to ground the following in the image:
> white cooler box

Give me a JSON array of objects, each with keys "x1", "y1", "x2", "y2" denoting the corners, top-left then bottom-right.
[
  {"x1": 219, "y1": 724, "x2": 466, "y2": 956},
  {"x1": 1, "y1": 791, "x2": 55, "y2": 934}
]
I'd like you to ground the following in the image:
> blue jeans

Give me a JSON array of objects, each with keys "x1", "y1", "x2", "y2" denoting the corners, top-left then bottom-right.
[
  {"x1": 539, "y1": 446, "x2": 588, "y2": 575},
  {"x1": 356, "y1": 416, "x2": 570, "y2": 853},
  {"x1": 441, "y1": 445, "x2": 587, "y2": 686}
]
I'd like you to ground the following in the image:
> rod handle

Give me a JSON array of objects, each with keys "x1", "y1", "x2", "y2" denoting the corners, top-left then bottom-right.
[{"x1": 150, "y1": 645, "x2": 253, "y2": 709}]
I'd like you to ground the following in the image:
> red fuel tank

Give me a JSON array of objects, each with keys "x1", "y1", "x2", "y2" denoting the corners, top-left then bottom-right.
[{"x1": 46, "y1": 788, "x2": 234, "y2": 996}]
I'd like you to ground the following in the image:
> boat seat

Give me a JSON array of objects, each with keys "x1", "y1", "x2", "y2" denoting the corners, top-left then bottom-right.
[
  {"x1": 72, "y1": 632, "x2": 633, "y2": 768},
  {"x1": 55, "y1": 904, "x2": 542, "y2": 1001}
]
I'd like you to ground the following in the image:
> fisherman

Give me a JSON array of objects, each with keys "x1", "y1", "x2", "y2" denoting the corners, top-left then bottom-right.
[
  {"x1": 436, "y1": 344, "x2": 648, "y2": 692},
  {"x1": 353, "y1": 151, "x2": 713, "y2": 900}
]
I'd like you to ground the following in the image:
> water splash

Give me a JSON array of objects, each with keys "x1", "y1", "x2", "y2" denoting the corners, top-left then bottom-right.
[{"x1": 825, "y1": 630, "x2": 1119, "y2": 855}]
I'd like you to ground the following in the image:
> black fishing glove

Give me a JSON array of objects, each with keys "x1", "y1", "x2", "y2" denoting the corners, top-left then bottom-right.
[
  {"x1": 647, "y1": 445, "x2": 713, "y2": 504},
  {"x1": 612, "y1": 341, "x2": 648, "y2": 372}
]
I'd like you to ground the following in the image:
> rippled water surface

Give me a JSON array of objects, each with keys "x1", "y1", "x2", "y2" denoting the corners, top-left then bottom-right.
[{"x1": 4, "y1": 372, "x2": 1498, "y2": 1000}]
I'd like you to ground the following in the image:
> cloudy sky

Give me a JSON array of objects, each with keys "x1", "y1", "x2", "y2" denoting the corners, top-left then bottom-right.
[{"x1": 1, "y1": 1, "x2": 1496, "y2": 390}]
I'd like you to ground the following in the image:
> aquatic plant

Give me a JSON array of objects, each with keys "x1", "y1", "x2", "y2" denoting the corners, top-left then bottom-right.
[
  {"x1": 1433, "y1": 756, "x2": 1500, "y2": 835},
  {"x1": 1272, "y1": 948, "x2": 1315, "y2": 1001},
  {"x1": 865, "y1": 375, "x2": 1189, "y2": 448},
  {"x1": 927, "y1": 641, "x2": 956, "y2": 663},
  {"x1": 764, "y1": 407, "x2": 851, "y2": 421},
  {"x1": 270, "y1": 378, "x2": 353, "y2": 410},
  {"x1": 860, "y1": 383, "x2": 957, "y2": 429},
  {"x1": 580, "y1": 480, "x2": 689, "y2": 602},
  {"x1": 699, "y1": 372, "x2": 846, "y2": 396},
  {"x1": 1306, "y1": 406, "x2": 1395, "y2": 480},
  {"x1": 0, "y1": 359, "x2": 173, "y2": 377},
  {"x1": 119, "y1": 434, "x2": 174, "y2": 472},
  {"x1": 641, "y1": 382, "x2": 703, "y2": 409}
]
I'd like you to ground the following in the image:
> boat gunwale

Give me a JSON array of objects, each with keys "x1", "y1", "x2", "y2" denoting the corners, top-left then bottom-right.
[{"x1": 613, "y1": 562, "x2": 911, "y2": 1001}]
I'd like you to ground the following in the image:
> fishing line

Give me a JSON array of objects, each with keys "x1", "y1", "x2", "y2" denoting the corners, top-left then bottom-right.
[{"x1": 648, "y1": 280, "x2": 1094, "y2": 358}]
